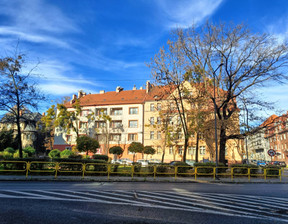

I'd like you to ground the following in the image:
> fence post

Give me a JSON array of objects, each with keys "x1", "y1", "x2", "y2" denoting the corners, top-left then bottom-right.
[
  {"x1": 213, "y1": 167, "x2": 216, "y2": 180},
  {"x1": 264, "y1": 168, "x2": 266, "y2": 180},
  {"x1": 107, "y1": 164, "x2": 111, "y2": 180},
  {"x1": 248, "y1": 168, "x2": 251, "y2": 181},
  {"x1": 175, "y1": 166, "x2": 178, "y2": 180},
  {"x1": 26, "y1": 161, "x2": 30, "y2": 178},
  {"x1": 131, "y1": 165, "x2": 134, "y2": 180},
  {"x1": 279, "y1": 169, "x2": 282, "y2": 182},
  {"x1": 82, "y1": 163, "x2": 86, "y2": 179},
  {"x1": 195, "y1": 167, "x2": 197, "y2": 180},
  {"x1": 55, "y1": 162, "x2": 59, "y2": 179}
]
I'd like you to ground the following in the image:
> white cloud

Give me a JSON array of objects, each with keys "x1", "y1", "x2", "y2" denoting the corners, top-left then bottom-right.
[
  {"x1": 38, "y1": 83, "x2": 95, "y2": 96},
  {"x1": 156, "y1": 0, "x2": 223, "y2": 28}
]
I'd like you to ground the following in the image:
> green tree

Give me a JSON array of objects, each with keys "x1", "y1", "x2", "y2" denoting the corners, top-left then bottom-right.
[
  {"x1": 128, "y1": 142, "x2": 144, "y2": 162},
  {"x1": 143, "y1": 146, "x2": 156, "y2": 159},
  {"x1": 0, "y1": 54, "x2": 45, "y2": 158},
  {"x1": 109, "y1": 146, "x2": 124, "y2": 161},
  {"x1": 60, "y1": 149, "x2": 74, "y2": 158},
  {"x1": 76, "y1": 135, "x2": 99, "y2": 156},
  {"x1": 0, "y1": 129, "x2": 18, "y2": 151}
]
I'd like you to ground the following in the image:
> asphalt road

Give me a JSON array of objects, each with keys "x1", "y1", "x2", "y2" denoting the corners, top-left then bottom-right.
[{"x1": 0, "y1": 182, "x2": 287, "y2": 224}]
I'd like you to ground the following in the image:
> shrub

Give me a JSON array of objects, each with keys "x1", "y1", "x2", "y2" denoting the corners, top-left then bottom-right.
[
  {"x1": 194, "y1": 162, "x2": 226, "y2": 174},
  {"x1": 60, "y1": 149, "x2": 74, "y2": 158},
  {"x1": 13, "y1": 150, "x2": 28, "y2": 158},
  {"x1": 132, "y1": 162, "x2": 141, "y2": 172},
  {"x1": 155, "y1": 163, "x2": 169, "y2": 173},
  {"x1": 92, "y1": 155, "x2": 109, "y2": 161},
  {"x1": 48, "y1": 149, "x2": 61, "y2": 158},
  {"x1": 231, "y1": 164, "x2": 259, "y2": 175},
  {"x1": 172, "y1": 161, "x2": 190, "y2": 174},
  {"x1": 23, "y1": 146, "x2": 36, "y2": 157},
  {"x1": 4, "y1": 147, "x2": 16, "y2": 154},
  {"x1": 265, "y1": 165, "x2": 281, "y2": 176},
  {"x1": 0, "y1": 151, "x2": 13, "y2": 159}
]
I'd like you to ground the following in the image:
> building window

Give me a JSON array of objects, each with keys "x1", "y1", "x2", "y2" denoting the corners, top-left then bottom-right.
[
  {"x1": 81, "y1": 110, "x2": 90, "y2": 116},
  {"x1": 150, "y1": 117, "x2": 155, "y2": 125},
  {"x1": 169, "y1": 146, "x2": 173, "y2": 155},
  {"x1": 150, "y1": 131, "x2": 154, "y2": 140},
  {"x1": 95, "y1": 121, "x2": 106, "y2": 128},
  {"x1": 65, "y1": 146, "x2": 72, "y2": 150},
  {"x1": 66, "y1": 135, "x2": 72, "y2": 142},
  {"x1": 157, "y1": 117, "x2": 161, "y2": 125},
  {"x1": 129, "y1": 107, "x2": 138, "y2": 115},
  {"x1": 111, "y1": 120, "x2": 122, "y2": 128},
  {"x1": 111, "y1": 108, "x2": 123, "y2": 115},
  {"x1": 188, "y1": 146, "x2": 195, "y2": 155},
  {"x1": 128, "y1": 133, "x2": 138, "y2": 141},
  {"x1": 129, "y1": 120, "x2": 138, "y2": 128},
  {"x1": 157, "y1": 103, "x2": 161, "y2": 111},
  {"x1": 79, "y1": 122, "x2": 87, "y2": 129},
  {"x1": 200, "y1": 146, "x2": 206, "y2": 155},
  {"x1": 178, "y1": 146, "x2": 183, "y2": 155},
  {"x1": 110, "y1": 134, "x2": 121, "y2": 141},
  {"x1": 157, "y1": 131, "x2": 161, "y2": 139},
  {"x1": 150, "y1": 103, "x2": 155, "y2": 111},
  {"x1": 96, "y1": 108, "x2": 107, "y2": 116}
]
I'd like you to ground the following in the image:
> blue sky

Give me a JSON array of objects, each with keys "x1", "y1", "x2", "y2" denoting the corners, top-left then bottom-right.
[{"x1": 0, "y1": 0, "x2": 288, "y2": 115}]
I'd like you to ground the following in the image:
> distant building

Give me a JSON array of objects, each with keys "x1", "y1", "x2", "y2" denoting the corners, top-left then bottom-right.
[{"x1": 0, "y1": 108, "x2": 42, "y2": 149}]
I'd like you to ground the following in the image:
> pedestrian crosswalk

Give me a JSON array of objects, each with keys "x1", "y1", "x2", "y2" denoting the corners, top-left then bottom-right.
[{"x1": 0, "y1": 189, "x2": 287, "y2": 223}]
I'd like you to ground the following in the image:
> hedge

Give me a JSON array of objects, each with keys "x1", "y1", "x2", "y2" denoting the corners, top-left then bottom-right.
[{"x1": 230, "y1": 164, "x2": 259, "y2": 175}]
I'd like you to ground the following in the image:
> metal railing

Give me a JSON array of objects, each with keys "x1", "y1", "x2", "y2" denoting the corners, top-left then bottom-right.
[{"x1": 0, "y1": 161, "x2": 286, "y2": 181}]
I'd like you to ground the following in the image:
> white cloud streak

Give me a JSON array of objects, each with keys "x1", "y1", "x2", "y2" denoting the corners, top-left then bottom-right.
[{"x1": 156, "y1": 0, "x2": 223, "y2": 28}]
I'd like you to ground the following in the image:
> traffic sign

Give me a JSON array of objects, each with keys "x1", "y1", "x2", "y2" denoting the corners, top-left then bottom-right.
[{"x1": 267, "y1": 149, "x2": 276, "y2": 157}]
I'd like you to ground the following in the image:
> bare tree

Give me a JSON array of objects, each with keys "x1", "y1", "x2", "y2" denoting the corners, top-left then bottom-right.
[
  {"x1": 0, "y1": 54, "x2": 45, "y2": 158},
  {"x1": 150, "y1": 21, "x2": 288, "y2": 163}
]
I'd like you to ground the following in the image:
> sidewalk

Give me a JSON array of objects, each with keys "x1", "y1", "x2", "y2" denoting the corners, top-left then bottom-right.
[{"x1": 1, "y1": 175, "x2": 288, "y2": 183}]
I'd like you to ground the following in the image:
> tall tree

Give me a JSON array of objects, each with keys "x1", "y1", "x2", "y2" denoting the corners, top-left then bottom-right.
[
  {"x1": 150, "y1": 21, "x2": 288, "y2": 163},
  {"x1": 0, "y1": 54, "x2": 45, "y2": 158}
]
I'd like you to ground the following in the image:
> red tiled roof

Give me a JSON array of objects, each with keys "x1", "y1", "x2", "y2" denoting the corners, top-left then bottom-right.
[{"x1": 65, "y1": 89, "x2": 147, "y2": 107}]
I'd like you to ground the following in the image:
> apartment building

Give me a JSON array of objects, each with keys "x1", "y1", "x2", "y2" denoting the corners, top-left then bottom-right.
[
  {"x1": 264, "y1": 113, "x2": 288, "y2": 163},
  {"x1": 54, "y1": 81, "x2": 242, "y2": 163}
]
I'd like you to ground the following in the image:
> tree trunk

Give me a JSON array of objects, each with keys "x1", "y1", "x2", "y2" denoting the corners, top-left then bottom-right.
[
  {"x1": 16, "y1": 115, "x2": 23, "y2": 158},
  {"x1": 219, "y1": 124, "x2": 226, "y2": 164},
  {"x1": 182, "y1": 137, "x2": 188, "y2": 162},
  {"x1": 161, "y1": 149, "x2": 165, "y2": 163},
  {"x1": 195, "y1": 133, "x2": 199, "y2": 162}
]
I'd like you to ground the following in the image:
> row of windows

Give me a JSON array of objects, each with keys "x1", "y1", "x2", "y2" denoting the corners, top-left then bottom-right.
[
  {"x1": 95, "y1": 107, "x2": 139, "y2": 116},
  {"x1": 95, "y1": 120, "x2": 139, "y2": 128}
]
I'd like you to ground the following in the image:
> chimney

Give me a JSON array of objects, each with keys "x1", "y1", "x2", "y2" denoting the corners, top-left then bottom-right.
[
  {"x1": 146, "y1": 80, "x2": 151, "y2": 93},
  {"x1": 78, "y1": 90, "x2": 83, "y2": 99},
  {"x1": 70, "y1": 94, "x2": 77, "y2": 104},
  {"x1": 139, "y1": 86, "x2": 143, "y2": 90},
  {"x1": 42, "y1": 112, "x2": 45, "y2": 116},
  {"x1": 99, "y1": 90, "x2": 105, "y2": 94},
  {"x1": 133, "y1": 85, "x2": 137, "y2": 90},
  {"x1": 116, "y1": 86, "x2": 123, "y2": 92},
  {"x1": 82, "y1": 92, "x2": 86, "y2": 97}
]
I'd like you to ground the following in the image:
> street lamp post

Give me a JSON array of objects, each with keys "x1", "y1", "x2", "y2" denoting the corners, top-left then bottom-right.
[{"x1": 213, "y1": 63, "x2": 224, "y2": 177}]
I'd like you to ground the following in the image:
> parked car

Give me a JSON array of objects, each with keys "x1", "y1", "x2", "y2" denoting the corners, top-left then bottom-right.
[
  {"x1": 169, "y1": 161, "x2": 182, "y2": 166},
  {"x1": 137, "y1": 159, "x2": 149, "y2": 167},
  {"x1": 257, "y1": 160, "x2": 266, "y2": 167},
  {"x1": 272, "y1": 161, "x2": 287, "y2": 167},
  {"x1": 112, "y1": 158, "x2": 133, "y2": 165},
  {"x1": 185, "y1": 160, "x2": 195, "y2": 166},
  {"x1": 149, "y1": 159, "x2": 161, "y2": 164}
]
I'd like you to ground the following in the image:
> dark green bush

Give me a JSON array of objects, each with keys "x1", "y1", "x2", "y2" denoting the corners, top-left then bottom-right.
[
  {"x1": 231, "y1": 164, "x2": 259, "y2": 175},
  {"x1": 265, "y1": 165, "x2": 281, "y2": 176},
  {"x1": 92, "y1": 155, "x2": 109, "y2": 161},
  {"x1": 4, "y1": 147, "x2": 15, "y2": 154},
  {"x1": 13, "y1": 150, "x2": 28, "y2": 158},
  {"x1": 173, "y1": 162, "x2": 190, "y2": 174},
  {"x1": 132, "y1": 162, "x2": 141, "y2": 172},
  {"x1": 194, "y1": 162, "x2": 226, "y2": 174},
  {"x1": 23, "y1": 146, "x2": 36, "y2": 157}
]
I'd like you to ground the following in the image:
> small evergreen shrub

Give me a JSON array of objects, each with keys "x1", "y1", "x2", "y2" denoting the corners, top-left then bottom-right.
[
  {"x1": 48, "y1": 149, "x2": 61, "y2": 158},
  {"x1": 92, "y1": 155, "x2": 109, "y2": 161},
  {"x1": 231, "y1": 164, "x2": 259, "y2": 175},
  {"x1": 4, "y1": 147, "x2": 16, "y2": 154},
  {"x1": 23, "y1": 146, "x2": 36, "y2": 157},
  {"x1": 265, "y1": 165, "x2": 281, "y2": 176},
  {"x1": 60, "y1": 149, "x2": 74, "y2": 158},
  {"x1": 13, "y1": 150, "x2": 28, "y2": 158}
]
